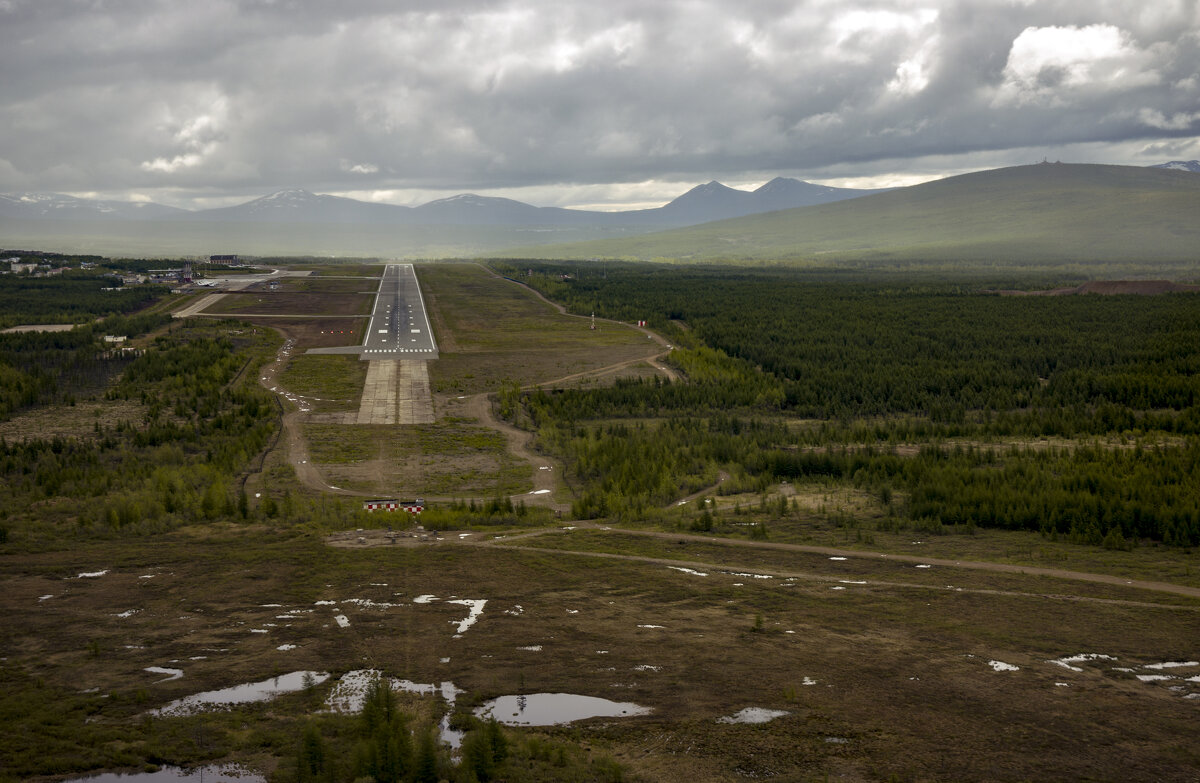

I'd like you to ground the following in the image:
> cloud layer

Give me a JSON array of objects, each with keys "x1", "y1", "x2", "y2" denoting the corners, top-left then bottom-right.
[{"x1": 1, "y1": 0, "x2": 1197, "y2": 207}]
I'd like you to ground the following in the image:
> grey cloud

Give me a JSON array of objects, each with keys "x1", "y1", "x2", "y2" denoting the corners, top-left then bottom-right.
[{"x1": 1, "y1": 0, "x2": 1198, "y2": 207}]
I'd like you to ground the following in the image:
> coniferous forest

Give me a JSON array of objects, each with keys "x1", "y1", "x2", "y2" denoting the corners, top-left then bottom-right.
[{"x1": 490, "y1": 261, "x2": 1200, "y2": 548}]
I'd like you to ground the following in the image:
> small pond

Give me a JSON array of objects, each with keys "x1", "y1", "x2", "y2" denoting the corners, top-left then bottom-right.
[
  {"x1": 152, "y1": 671, "x2": 329, "y2": 717},
  {"x1": 474, "y1": 692, "x2": 651, "y2": 726}
]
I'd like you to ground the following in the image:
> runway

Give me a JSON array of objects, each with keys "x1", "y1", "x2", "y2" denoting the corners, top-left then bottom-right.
[{"x1": 361, "y1": 264, "x2": 438, "y2": 359}]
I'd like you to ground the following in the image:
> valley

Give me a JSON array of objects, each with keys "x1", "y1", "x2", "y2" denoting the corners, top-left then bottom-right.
[{"x1": 1, "y1": 255, "x2": 1198, "y2": 781}]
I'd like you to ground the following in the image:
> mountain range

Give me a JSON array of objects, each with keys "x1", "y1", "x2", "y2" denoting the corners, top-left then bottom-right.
[
  {"x1": 502, "y1": 163, "x2": 1200, "y2": 268},
  {"x1": 0, "y1": 177, "x2": 880, "y2": 229},
  {"x1": 2, "y1": 162, "x2": 1195, "y2": 262}
]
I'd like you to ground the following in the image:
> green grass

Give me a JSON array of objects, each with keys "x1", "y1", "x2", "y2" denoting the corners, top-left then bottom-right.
[
  {"x1": 304, "y1": 417, "x2": 531, "y2": 497},
  {"x1": 278, "y1": 355, "x2": 367, "y2": 412},
  {"x1": 420, "y1": 263, "x2": 661, "y2": 394}
]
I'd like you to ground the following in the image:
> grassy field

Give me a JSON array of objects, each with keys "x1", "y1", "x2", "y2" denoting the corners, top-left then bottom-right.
[
  {"x1": 420, "y1": 262, "x2": 664, "y2": 395},
  {"x1": 277, "y1": 355, "x2": 367, "y2": 413},
  {"x1": 204, "y1": 292, "x2": 373, "y2": 317},
  {"x1": 263, "y1": 277, "x2": 381, "y2": 294},
  {"x1": 303, "y1": 417, "x2": 531, "y2": 498}
]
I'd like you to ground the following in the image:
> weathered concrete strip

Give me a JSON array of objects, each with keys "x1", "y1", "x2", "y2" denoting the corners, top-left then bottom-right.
[
  {"x1": 355, "y1": 359, "x2": 433, "y2": 425},
  {"x1": 357, "y1": 360, "x2": 399, "y2": 424}
]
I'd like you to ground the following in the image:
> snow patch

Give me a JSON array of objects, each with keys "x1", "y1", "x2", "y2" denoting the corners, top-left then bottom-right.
[
  {"x1": 1143, "y1": 661, "x2": 1198, "y2": 670},
  {"x1": 1049, "y1": 653, "x2": 1117, "y2": 672},
  {"x1": 717, "y1": 707, "x2": 789, "y2": 724},
  {"x1": 447, "y1": 599, "x2": 486, "y2": 635}
]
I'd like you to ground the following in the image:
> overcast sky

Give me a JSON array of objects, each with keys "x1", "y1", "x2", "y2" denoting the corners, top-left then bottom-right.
[{"x1": 2, "y1": 0, "x2": 1198, "y2": 210}]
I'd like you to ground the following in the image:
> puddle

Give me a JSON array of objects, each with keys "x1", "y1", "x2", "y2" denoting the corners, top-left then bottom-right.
[
  {"x1": 517, "y1": 645, "x2": 543, "y2": 652},
  {"x1": 75, "y1": 570, "x2": 109, "y2": 579},
  {"x1": 277, "y1": 644, "x2": 297, "y2": 651},
  {"x1": 152, "y1": 671, "x2": 329, "y2": 716},
  {"x1": 724, "y1": 572, "x2": 773, "y2": 579},
  {"x1": 716, "y1": 707, "x2": 789, "y2": 724},
  {"x1": 529, "y1": 489, "x2": 551, "y2": 495},
  {"x1": 637, "y1": 624, "x2": 665, "y2": 629},
  {"x1": 63, "y1": 764, "x2": 264, "y2": 782},
  {"x1": 475, "y1": 693, "x2": 651, "y2": 726},
  {"x1": 667, "y1": 566, "x2": 708, "y2": 577},
  {"x1": 915, "y1": 564, "x2": 932, "y2": 569},
  {"x1": 39, "y1": 594, "x2": 54, "y2": 601},
  {"x1": 988, "y1": 660, "x2": 1019, "y2": 672},
  {"x1": 828, "y1": 557, "x2": 847, "y2": 561}
]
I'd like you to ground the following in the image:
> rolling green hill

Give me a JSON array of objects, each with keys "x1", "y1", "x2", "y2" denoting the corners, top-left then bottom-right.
[{"x1": 495, "y1": 164, "x2": 1200, "y2": 269}]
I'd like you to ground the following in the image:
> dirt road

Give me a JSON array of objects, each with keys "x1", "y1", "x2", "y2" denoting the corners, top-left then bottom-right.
[{"x1": 480, "y1": 523, "x2": 1200, "y2": 601}]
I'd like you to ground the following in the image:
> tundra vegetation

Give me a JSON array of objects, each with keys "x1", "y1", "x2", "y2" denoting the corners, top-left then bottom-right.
[{"x1": 1, "y1": 257, "x2": 1198, "y2": 782}]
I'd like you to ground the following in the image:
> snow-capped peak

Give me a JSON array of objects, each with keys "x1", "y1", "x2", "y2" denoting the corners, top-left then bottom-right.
[
  {"x1": 261, "y1": 188, "x2": 317, "y2": 201},
  {"x1": 1151, "y1": 160, "x2": 1200, "y2": 173}
]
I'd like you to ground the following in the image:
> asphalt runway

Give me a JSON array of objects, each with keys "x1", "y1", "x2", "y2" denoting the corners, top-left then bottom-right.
[{"x1": 361, "y1": 264, "x2": 438, "y2": 359}]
